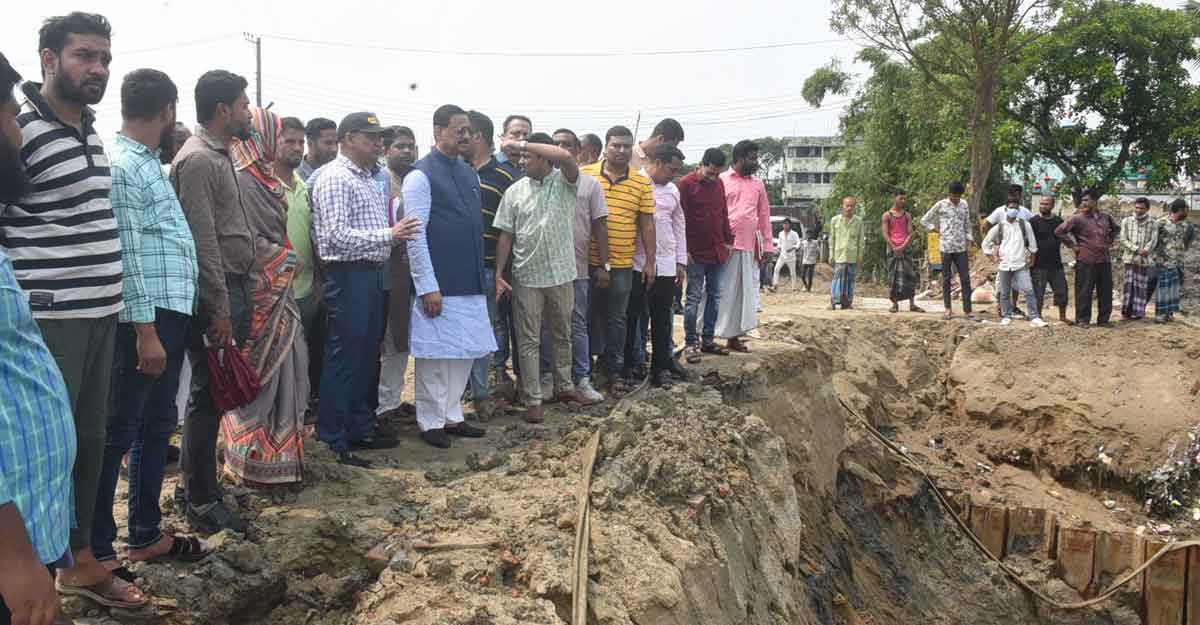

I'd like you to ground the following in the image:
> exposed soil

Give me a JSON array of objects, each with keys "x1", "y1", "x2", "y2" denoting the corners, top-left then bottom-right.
[{"x1": 70, "y1": 286, "x2": 1200, "y2": 625}]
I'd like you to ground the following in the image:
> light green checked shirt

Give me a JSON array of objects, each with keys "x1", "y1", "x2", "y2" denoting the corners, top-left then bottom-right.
[
  {"x1": 110, "y1": 133, "x2": 198, "y2": 323},
  {"x1": 494, "y1": 169, "x2": 578, "y2": 288}
]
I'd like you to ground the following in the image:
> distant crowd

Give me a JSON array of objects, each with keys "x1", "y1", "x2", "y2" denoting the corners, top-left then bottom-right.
[{"x1": 0, "y1": 11, "x2": 1196, "y2": 625}]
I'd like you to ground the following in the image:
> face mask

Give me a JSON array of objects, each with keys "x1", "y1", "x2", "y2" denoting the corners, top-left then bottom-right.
[{"x1": 1007, "y1": 208, "x2": 1019, "y2": 220}]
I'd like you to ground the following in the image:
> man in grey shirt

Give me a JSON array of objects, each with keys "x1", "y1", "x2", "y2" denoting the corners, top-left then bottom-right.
[{"x1": 170, "y1": 69, "x2": 253, "y2": 533}]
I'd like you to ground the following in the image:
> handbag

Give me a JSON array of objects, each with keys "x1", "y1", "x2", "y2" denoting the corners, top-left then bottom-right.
[{"x1": 205, "y1": 340, "x2": 262, "y2": 412}]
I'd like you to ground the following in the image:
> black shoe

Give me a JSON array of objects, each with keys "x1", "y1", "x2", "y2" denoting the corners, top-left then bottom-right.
[
  {"x1": 336, "y1": 450, "x2": 373, "y2": 468},
  {"x1": 1012, "y1": 307, "x2": 1027, "y2": 318},
  {"x1": 374, "y1": 421, "x2": 400, "y2": 438},
  {"x1": 186, "y1": 500, "x2": 247, "y2": 534},
  {"x1": 1077, "y1": 321, "x2": 1091, "y2": 328},
  {"x1": 1096, "y1": 321, "x2": 1112, "y2": 328},
  {"x1": 349, "y1": 435, "x2": 399, "y2": 451},
  {"x1": 446, "y1": 423, "x2": 485, "y2": 438},
  {"x1": 667, "y1": 360, "x2": 690, "y2": 382},
  {"x1": 652, "y1": 370, "x2": 674, "y2": 390},
  {"x1": 421, "y1": 429, "x2": 451, "y2": 448},
  {"x1": 167, "y1": 444, "x2": 181, "y2": 465}
]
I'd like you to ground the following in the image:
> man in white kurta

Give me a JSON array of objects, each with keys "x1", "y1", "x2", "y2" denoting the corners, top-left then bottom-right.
[{"x1": 402, "y1": 105, "x2": 497, "y2": 449}]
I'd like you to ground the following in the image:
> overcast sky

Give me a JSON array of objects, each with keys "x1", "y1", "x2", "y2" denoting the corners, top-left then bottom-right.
[
  {"x1": 0, "y1": 0, "x2": 867, "y2": 161},
  {"x1": 1, "y1": 1, "x2": 1181, "y2": 162}
]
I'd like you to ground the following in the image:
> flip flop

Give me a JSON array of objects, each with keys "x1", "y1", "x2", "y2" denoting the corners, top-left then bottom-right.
[
  {"x1": 135, "y1": 535, "x2": 212, "y2": 564},
  {"x1": 57, "y1": 576, "x2": 149, "y2": 609},
  {"x1": 727, "y1": 340, "x2": 751, "y2": 353},
  {"x1": 942, "y1": 311, "x2": 953, "y2": 320},
  {"x1": 910, "y1": 305, "x2": 926, "y2": 313},
  {"x1": 685, "y1": 348, "x2": 702, "y2": 364},
  {"x1": 700, "y1": 344, "x2": 729, "y2": 356}
]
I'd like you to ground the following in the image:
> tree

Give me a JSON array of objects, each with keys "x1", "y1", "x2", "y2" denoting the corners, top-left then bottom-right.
[
  {"x1": 811, "y1": 48, "x2": 1018, "y2": 280},
  {"x1": 826, "y1": 0, "x2": 1062, "y2": 215},
  {"x1": 1006, "y1": 0, "x2": 1200, "y2": 194}
]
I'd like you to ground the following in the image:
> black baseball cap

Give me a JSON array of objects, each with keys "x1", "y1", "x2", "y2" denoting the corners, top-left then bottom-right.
[{"x1": 338, "y1": 112, "x2": 385, "y2": 140}]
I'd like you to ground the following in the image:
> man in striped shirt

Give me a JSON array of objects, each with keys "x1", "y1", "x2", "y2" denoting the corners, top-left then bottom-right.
[
  {"x1": 0, "y1": 13, "x2": 153, "y2": 608},
  {"x1": 0, "y1": 49, "x2": 77, "y2": 625},
  {"x1": 582, "y1": 125, "x2": 656, "y2": 396}
]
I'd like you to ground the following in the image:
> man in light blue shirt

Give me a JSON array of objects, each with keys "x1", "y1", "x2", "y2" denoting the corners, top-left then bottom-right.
[{"x1": 0, "y1": 50, "x2": 77, "y2": 624}]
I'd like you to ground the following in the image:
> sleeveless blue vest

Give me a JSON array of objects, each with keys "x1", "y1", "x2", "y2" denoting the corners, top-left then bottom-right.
[{"x1": 413, "y1": 149, "x2": 485, "y2": 297}]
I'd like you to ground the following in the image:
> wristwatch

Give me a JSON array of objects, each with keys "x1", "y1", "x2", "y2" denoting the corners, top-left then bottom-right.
[{"x1": 603, "y1": 263, "x2": 611, "y2": 272}]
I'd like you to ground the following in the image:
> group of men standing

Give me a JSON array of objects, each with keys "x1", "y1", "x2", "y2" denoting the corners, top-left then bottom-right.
[{"x1": 0, "y1": 14, "x2": 783, "y2": 617}]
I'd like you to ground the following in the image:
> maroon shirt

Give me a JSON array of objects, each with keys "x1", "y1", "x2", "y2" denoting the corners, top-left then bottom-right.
[
  {"x1": 1055, "y1": 210, "x2": 1120, "y2": 264},
  {"x1": 678, "y1": 171, "x2": 734, "y2": 265}
]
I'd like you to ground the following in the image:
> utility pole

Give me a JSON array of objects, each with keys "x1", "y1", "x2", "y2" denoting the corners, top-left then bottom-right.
[
  {"x1": 632, "y1": 110, "x2": 642, "y2": 142},
  {"x1": 243, "y1": 32, "x2": 262, "y2": 106}
]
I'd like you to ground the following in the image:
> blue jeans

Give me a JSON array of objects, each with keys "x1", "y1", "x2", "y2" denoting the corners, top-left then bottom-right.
[
  {"x1": 317, "y1": 262, "x2": 385, "y2": 453},
  {"x1": 684, "y1": 261, "x2": 724, "y2": 346},
  {"x1": 93, "y1": 309, "x2": 191, "y2": 560},
  {"x1": 470, "y1": 266, "x2": 498, "y2": 401},
  {"x1": 588, "y1": 267, "x2": 634, "y2": 377}
]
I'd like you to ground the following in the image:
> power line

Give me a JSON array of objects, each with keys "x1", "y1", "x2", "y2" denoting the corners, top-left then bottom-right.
[
  {"x1": 261, "y1": 34, "x2": 854, "y2": 58},
  {"x1": 116, "y1": 34, "x2": 238, "y2": 56}
]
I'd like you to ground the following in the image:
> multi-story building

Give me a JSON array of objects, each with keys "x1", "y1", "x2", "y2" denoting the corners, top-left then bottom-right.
[{"x1": 781, "y1": 135, "x2": 845, "y2": 206}]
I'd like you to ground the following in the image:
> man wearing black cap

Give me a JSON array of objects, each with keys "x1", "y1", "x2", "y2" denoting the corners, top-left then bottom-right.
[{"x1": 310, "y1": 112, "x2": 418, "y2": 467}]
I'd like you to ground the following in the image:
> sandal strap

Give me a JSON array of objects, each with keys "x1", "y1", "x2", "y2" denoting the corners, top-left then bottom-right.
[{"x1": 168, "y1": 535, "x2": 205, "y2": 558}]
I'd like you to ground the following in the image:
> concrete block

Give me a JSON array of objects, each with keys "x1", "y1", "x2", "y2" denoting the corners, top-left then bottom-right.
[
  {"x1": 1092, "y1": 531, "x2": 1140, "y2": 593},
  {"x1": 1057, "y1": 527, "x2": 1096, "y2": 594},
  {"x1": 1006, "y1": 506, "x2": 1054, "y2": 558},
  {"x1": 1144, "y1": 541, "x2": 1187, "y2": 625},
  {"x1": 969, "y1": 504, "x2": 1007, "y2": 560}
]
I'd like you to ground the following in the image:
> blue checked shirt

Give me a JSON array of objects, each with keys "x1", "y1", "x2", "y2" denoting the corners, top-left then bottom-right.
[
  {"x1": 310, "y1": 154, "x2": 393, "y2": 263},
  {"x1": 110, "y1": 134, "x2": 198, "y2": 323},
  {"x1": 0, "y1": 247, "x2": 77, "y2": 564}
]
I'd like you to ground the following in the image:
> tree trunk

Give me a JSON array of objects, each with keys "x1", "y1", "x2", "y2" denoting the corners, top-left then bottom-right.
[{"x1": 968, "y1": 66, "x2": 1000, "y2": 222}]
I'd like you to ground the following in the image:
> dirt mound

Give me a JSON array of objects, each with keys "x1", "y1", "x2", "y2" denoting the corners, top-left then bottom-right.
[{"x1": 71, "y1": 297, "x2": 1200, "y2": 625}]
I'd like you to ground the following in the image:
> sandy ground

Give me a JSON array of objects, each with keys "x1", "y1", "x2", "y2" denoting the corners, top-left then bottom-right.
[{"x1": 80, "y1": 271, "x2": 1200, "y2": 625}]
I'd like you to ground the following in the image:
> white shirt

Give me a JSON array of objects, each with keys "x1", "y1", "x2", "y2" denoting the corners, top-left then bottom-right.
[
  {"x1": 986, "y1": 204, "x2": 1034, "y2": 225},
  {"x1": 776, "y1": 230, "x2": 801, "y2": 260},
  {"x1": 982, "y1": 218, "x2": 1038, "y2": 271}
]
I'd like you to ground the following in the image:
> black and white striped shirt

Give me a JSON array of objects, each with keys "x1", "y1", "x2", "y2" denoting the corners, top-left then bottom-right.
[{"x1": 0, "y1": 82, "x2": 123, "y2": 319}]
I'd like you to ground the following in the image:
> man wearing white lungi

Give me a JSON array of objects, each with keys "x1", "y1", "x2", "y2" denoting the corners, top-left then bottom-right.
[
  {"x1": 403, "y1": 104, "x2": 497, "y2": 449},
  {"x1": 714, "y1": 140, "x2": 773, "y2": 352}
]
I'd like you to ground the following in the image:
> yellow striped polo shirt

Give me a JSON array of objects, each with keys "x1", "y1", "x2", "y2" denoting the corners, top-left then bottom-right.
[{"x1": 582, "y1": 160, "x2": 655, "y2": 268}]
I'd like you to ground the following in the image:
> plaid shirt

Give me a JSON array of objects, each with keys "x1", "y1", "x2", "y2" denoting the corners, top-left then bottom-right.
[
  {"x1": 110, "y1": 134, "x2": 198, "y2": 323},
  {"x1": 1155, "y1": 217, "x2": 1193, "y2": 268},
  {"x1": 0, "y1": 247, "x2": 76, "y2": 564},
  {"x1": 310, "y1": 154, "x2": 392, "y2": 263},
  {"x1": 1120, "y1": 215, "x2": 1158, "y2": 266}
]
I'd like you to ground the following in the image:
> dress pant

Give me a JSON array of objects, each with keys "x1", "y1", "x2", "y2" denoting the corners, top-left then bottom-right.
[
  {"x1": 316, "y1": 262, "x2": 385, "y2": 454},
  {"x1": 181, "y1": 273, "x2": 251, "y2": 507},
  {"x1": 296, "y1": 293, "x2": 325, "y2": 406},
  {"x1": 514, "y1": 282, "x2": 573, "y2": 404},
  {"x1": 93, "y1": 309, "x2": 191, "y2": 561},
  {"x1": 1074, "y1": 261, "x2": 1113, "y2": 325},
  {"x1": 35, "y1": 314, "x2": 118, "y2": 550},
  {"x1": 940, "y1": 251, "x2": 973, "y2": 313},
  {"x1": 773, "y1": 255, "x2": 798, "y2": 290},
  {"x1": 627, "y1": 273, "x2": 675, "y2": 375}
]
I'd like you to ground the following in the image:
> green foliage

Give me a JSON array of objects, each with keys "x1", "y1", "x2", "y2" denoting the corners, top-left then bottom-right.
[
  {"x1": 819, "y1": 50, "x2": 1018, "y2": 281},
  {"x1": 802, "y1": 60, "x2": 852, "y2": 107},
  {"x1": 1007, "y1": 0, "x2": 1200, "y2": 194}
]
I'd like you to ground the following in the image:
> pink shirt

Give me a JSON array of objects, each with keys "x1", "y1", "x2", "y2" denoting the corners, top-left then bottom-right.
[
  {"x1": 720, "y1": 169, "x2": 773, "y2": 254},
  {"x1": 634, "y1": 180, "x2": 688, "y2": 277}
]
